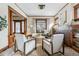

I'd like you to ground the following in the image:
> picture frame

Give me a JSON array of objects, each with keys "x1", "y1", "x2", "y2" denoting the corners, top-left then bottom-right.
[
  {"x1": 59, "y1": 11, "x2": 67, "y2": 25},
  {"x1": 0, "y1": 16, "x2": 7, "y2": 31}
]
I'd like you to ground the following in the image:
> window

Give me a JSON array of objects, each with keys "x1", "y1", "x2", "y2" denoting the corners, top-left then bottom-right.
[
  {"x1": 36, "y1": 19, "x2": 47, "y2": 33},
  {"x1": 22, "y1": 21, "x2": 24, "y2": 33},
  {"x1": 16, "y1": 22, "x2": 20, "y2": 33}
]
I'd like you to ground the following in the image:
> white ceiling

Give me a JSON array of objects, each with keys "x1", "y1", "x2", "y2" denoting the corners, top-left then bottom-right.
[{"x1": 16, "y1": 3, "x2": 67, "y2": 16}]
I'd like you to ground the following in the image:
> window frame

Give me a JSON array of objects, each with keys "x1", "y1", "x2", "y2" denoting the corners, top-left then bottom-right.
[{"x1": 36, "y1": 19, "x2": 47, "y2": 33}]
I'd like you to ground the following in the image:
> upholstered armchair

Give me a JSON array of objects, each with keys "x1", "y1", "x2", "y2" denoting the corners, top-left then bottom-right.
[
  {"x1": 42, "y1": 34, "x2": 64, "y2": 55},
  {"x1": 14, "y1": 34, "x2": 36, "y2": 55}
]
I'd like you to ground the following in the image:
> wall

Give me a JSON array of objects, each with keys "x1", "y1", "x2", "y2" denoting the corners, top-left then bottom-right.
[
  {"x1": 0, "y1": 3, "x2": 27, "y2": 50},
  {"x1": 55, "y1": 3, "x2": 78, "y2": 26},
  {"x1": 0, "y1": 4, "x2": 8, "y2": 49},
  {"x1": 27, "y1": 16, "x2": 54, "y2": 33},
  {"x1": 55, "y1": 4, "x2": 73, "y2": 26}
]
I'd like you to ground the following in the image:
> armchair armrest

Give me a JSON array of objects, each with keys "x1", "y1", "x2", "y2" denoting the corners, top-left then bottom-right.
[
  {"x1": 42, "y1": 38, "x2": 52, "y2": 54},
  {"x1": 24, "y1": 38, "x2": 36, "y2": 55},
  {"x1": 24, "y1": 38, "x2": 35, "y2": 43},
  {"x1": 43, "y1": 38, "x2": 51, "y2": 43}
]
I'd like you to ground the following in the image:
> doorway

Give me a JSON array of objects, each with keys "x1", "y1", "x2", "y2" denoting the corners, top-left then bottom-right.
[{"x1": 8, "y1": 6, "x2": 27, "y2": 48}]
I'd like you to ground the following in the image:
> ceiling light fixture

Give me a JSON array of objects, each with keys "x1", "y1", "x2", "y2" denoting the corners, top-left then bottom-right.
[{"x1": 38, "y1": 4, "x2": 45, "y2": 10}]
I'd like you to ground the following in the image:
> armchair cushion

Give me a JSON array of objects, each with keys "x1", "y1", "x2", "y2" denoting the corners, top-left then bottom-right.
[
  {"x1": 43, "y1": 40, "x2": 52, "y2": 54},
  {"x1": 25, "y1": 40, "x2": 35, "y2": 54}
]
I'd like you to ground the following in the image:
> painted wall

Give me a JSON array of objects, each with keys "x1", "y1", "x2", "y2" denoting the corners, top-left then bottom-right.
[
  {"x1": 27, "y1": 17, "x2": 54, "y2": 33},
  {"x1": 0, "y1": 3, "x2": 27, "y2": 49},
  {"x1": 0, "y1": 3, "x2": 8, "y2": 49},
  {"x1": 55, "y1": 3, "x2": 78, "y2": 26},
  {"x1": 55, "y1": 4, "x2": 73, "y2": 26}
]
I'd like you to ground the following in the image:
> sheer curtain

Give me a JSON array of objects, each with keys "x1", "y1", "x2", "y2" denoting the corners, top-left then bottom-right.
[{"x1": 16, "y1": 22, "x2": 20, "y2": 33}]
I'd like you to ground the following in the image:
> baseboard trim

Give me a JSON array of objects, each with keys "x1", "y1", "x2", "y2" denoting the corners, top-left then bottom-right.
[{"x1": 0, "y1": 46, "x2": 8, "y2": 53}]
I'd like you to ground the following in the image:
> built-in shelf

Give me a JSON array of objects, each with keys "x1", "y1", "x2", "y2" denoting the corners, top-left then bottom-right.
[{"x1": 72, "y1": 25, "x2": 79, "y2": 52}]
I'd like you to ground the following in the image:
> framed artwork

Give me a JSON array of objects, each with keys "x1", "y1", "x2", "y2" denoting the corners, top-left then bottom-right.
[
  {"x1": 36, "y1": 19, "x2": 47, "y2": 33},
  {"x1": 0, "y1": 17, "x2": 2, "y2": 31},
  {"x1": 0, "y1": 16, "x2": 7, "y2": 31},
  {"x1": 59, "y1": 11, "x2": 67, "y2": 25}
]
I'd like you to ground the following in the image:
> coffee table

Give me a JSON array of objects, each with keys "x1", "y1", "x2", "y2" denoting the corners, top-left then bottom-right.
[{"x1": 35, "y1": 35, "x2": 45, "y2": 47}]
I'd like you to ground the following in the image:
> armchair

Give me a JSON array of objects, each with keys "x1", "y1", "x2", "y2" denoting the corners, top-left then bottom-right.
[
  {"x1": 14, "y1": 34, "x2": 36, "y2": 55},
  {"x1": 42, "y1": 34, "x2": 64, "y2": 55}
]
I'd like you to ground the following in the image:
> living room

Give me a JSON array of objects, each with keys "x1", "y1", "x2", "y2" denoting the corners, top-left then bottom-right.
[{"x1": 0, "y1": 3, "x2": 79, "y2": 56}]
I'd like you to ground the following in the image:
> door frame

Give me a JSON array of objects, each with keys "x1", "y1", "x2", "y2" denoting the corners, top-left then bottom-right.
[{"x1": 8, "y1": 6, "x2": 27, "y2": 47}]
